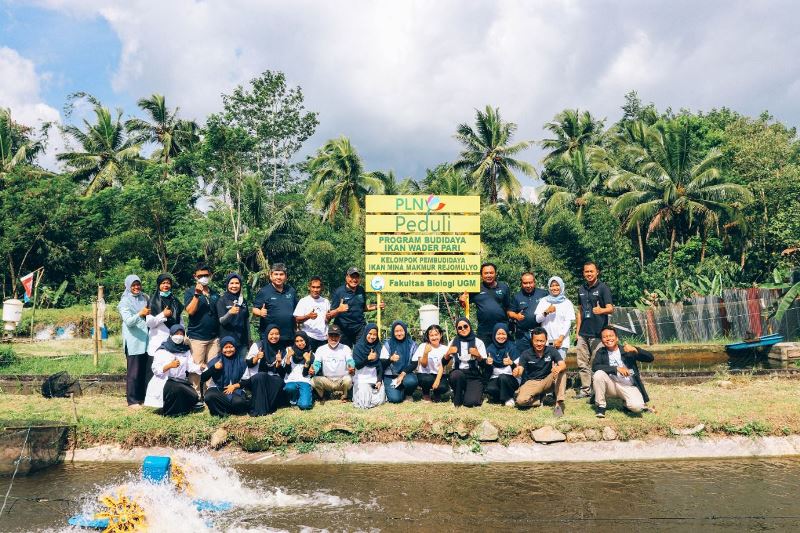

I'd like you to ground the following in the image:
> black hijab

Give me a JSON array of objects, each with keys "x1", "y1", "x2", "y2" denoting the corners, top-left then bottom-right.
[
  {"x1": 352, "y1": 323, "x2": 381, "y2": 368},
  {"x1": 288, "y1": 331, "x2": 312, "y2": 366},
  {"x1": 157, "y1": 324, "x2": 188, "y2": 354},
  {"x1": 216, "y1": 272, "x2": 249, "y2": 346},
  {"x1": 149, "y1": 273, "x2": 183, "y2": 328},
  {"x1": 257, "y1": 324, "x2": 283, "y2": 370},
  {"x1": 449, "y1": 317, "x2": 477, "y2": 351},
  {"x1": 385, "y1": 320, "x2": 415, "y2": 374},
  {"x1": 208, "y1": 336, "x2": 247, "y2": 395},
  {"x1": 487, "y1": 322, "x2": 517, "y2": 368}
]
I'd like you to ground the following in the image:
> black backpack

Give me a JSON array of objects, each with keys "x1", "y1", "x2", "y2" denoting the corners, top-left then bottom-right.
[{"x1": 41, "y1": 371, "x2": 81, "y2": 398}]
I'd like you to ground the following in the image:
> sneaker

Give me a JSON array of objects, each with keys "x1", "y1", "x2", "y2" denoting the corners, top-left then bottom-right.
[
  {"x1": 575, "y1": 390, "x2": 591, "y2": 399},
  {"x1": 595, "y1": 406, "x2": 606, "y2": 418},
  {"x1": 543, "y1": 393, "x2": 556, "y2": 407},
  {"x1": 504, "y1": 399, "x2": 515, "y2": 407},
  {"x1": 553, "y1": 404, "x2": 564, "y2": 418},
  {"x1": 193, "y1": 401, "x2": 205, "y2": 411}
]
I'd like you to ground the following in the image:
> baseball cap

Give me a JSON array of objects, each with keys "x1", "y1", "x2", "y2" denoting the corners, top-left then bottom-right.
[
  {"x1": 346, "y1": 267, "x2": 361, "y2": 276},
  {"x1": 328, "y1": 324, "x2": 343, "y2": 336}
]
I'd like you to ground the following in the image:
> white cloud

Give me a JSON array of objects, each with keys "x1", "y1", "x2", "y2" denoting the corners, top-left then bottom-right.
[
  {"x1": 24, "y1": 0, "x2": 800, "y2": 180},
  {"x1": 0, "y1": 46, "x2": 64, "y2": 170}
]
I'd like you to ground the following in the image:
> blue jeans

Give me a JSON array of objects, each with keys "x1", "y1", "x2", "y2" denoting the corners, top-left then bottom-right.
[
  {"x1": 383, "y1": 373, "x2": 419, "y2": 403},
  {"x1": 283, "y1": 382, "x2": 314, "y2": 410}
]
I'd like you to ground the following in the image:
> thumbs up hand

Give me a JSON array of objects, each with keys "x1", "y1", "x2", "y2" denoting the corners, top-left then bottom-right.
[
  {"x1": 258, "y1": 304, "x2": 267, "y2": 317},
  {"x1": 163, "y1": 306, "x2": 172, "y2": 318},
  {"x1": 214, "y1": 360, "x2": 223, "y2": 370},
  {"x1": 229, "y1": 303, "x2": 240, "y2": 315}
]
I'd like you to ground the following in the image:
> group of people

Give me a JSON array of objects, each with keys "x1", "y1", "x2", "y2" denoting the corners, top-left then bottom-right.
[{"x1": 117, "y1": 261, "x2": 654, "y2": 418}]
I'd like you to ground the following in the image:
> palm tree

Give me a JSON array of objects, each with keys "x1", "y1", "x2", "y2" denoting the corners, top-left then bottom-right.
[
  {"x1": 306, "y1": 137, "x2": 382, "y2": 223},
  {"x1": 126, "y1": 94, "x2": 198, "y2": 165},
  {"x1": 425, "y1": 165, "x2": 477, "y2": 196},
  {"x1": 541, "y1": 108, "x2": 605, "y2": 163},
  {"x1": 538, "y1": 146, "x2": 605, "y2": 219},
  {"x1": 0, "y1": 108, "x2": 43, "y2": 178},
  {"x1": 608, "y1": 119, "x2": 753, "y2": 264},
  {"x1": 453, "y1": 106, "x2": 535, "y2": 203},
  {"x1": 374, "y1": 170, "x2": 420, "y2": 195},
  {"x1": 57, "y1": 103, "x2": 141, "y2": 195}
]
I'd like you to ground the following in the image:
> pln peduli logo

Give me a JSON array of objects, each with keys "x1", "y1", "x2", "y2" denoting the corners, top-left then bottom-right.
[
  {"x1": 426, "y1": 195, "x2": 445, "y2": 212},
  {"x1": 370, "y1": 276, "x2": 386, "y2": 291}
]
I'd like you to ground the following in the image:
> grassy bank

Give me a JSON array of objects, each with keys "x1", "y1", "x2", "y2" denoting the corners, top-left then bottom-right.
[{"x1": 2, "y1": 376, "x2": 798, "y2": 453}]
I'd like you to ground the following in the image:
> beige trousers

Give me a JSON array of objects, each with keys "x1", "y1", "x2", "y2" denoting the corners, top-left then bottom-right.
[
  {"x1": 188, "y1": 338, "x2": 220, "y2": 394},
  {"x1": 515, "y1": 372, "x2": 567, "y2": 406},
  {"x1": 592, "y1": 370, "x2": 645, "y2": 412},
  {"x1": 312, "y1": 375, "x2": 353, "y2": 397},
  {"x1": 576, "y1": 336, "x2": 602, "y2": 392}
]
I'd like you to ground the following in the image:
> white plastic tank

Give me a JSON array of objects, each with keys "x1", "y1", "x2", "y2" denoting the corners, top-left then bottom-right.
[
  {"x1": 2, "y1": 299, "x2": 24, "y2": 332},
  {"x1": 418, "y1": 304, "x2": 440, "y2": 334}
]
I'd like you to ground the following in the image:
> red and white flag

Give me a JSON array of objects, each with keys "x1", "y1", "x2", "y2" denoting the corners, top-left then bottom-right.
[{"x1": 20, "y1": 272, "x2": 35, "y2": 299}]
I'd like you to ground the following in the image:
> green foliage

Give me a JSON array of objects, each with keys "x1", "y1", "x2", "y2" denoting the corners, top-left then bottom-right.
[{"x1": 0, "y1": 345, "x2": 19, "y2": 367}]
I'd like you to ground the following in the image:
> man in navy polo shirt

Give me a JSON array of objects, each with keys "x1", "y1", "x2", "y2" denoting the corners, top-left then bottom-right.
[
  {"x1": 507, "y1": 272, "x2": 548, "y2": 354},
  {"x1": 329, "y1": 267, "x2": 385, "y2": 347},
  {"x1": 514, "y1": 327, "x2": 567, "y2": 417},
  {"x1": 460, "y1": 263, "x2": 511, "y2": 346},
  {"x1": 252, "y1": 263, "x2": 299, "y2": 348},
  {"x1": 183, "y1": 263, "x2": 219, "y2": 397},
  {"x1": 575, "y1": 261, "x2": 614, "y2": 398}
]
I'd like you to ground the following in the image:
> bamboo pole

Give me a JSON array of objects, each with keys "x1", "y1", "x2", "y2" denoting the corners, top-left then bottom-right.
[
  {"x1": 29, "y1": 268, "x2": 43, "y2": 342},
  {"x1": 376, "y1": 293, "x2": 382, "y2": 337}
]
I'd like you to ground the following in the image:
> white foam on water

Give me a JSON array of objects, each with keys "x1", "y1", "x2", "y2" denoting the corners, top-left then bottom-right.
[{"x1": 35, "y1": 325, "x2": 54, "y2": 340}]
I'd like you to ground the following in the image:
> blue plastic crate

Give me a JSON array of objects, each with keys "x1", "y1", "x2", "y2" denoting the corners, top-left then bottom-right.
[{"x1": 142, "y1": 455, "x2": 171, "y2": 483}]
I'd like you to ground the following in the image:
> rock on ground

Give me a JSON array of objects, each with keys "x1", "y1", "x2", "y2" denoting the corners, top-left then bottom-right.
[
  {"x1": 210, "y1": 428, "x2": 228, "y2": 449},
  {"x1": 566, "y1": 431, "x2": 587, "y2": 443},
  {"x1": 584, "y1": 428, "x2": 601, "y2": 441},
  {"x1": 472, "y1": 420, "x2": 499, "y2": 442},
  {"x1": 670, "y1": 424, "x2": 705, "y2": 436},
  {"x1": 602, "y1": 427, "x2": 618, "y2": 441},
  {"x1": 531, "y1": 426, "x2": 567, "y2": 444}
]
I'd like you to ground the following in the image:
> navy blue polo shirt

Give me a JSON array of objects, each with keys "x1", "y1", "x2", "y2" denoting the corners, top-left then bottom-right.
[
  {"x1": 252, "y1": 283, "x2": 299, "y2": 341},
  {"x1": 330, "y1": 284, "x2": 367, "y2": 331},
  {"x1": 510, "y1": 287, "x2": 548, "y2": 339},
  {"x1": 472, "y1": 281, "x2": 511, "y2": 337},
  {"x1": 577, "y1": 280, "x2": 613, "y2": 338},
  {"x1": 182, "y1": 287, "x2": 219, "y2": 341},
  {"x1": 517, "y1": 346, "x2": 563, "y2": 382}
]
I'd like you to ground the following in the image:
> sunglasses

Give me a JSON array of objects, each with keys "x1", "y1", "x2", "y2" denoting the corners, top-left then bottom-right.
[{"x1": 457, "y1": 324, "x2": 470, "y2": 331}]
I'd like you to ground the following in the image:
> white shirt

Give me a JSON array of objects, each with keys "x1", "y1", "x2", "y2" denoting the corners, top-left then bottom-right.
[
  {"x1": 145, "y1": 313, "x2": 183, "y2": 355},
  {"x1": 314, "y1": 342, "x2": 352, "y2": 378},
  {"x1": 412, "y1": 344, "x2": 447, "y2": 374},
  {"x1": 293, "y1": 295, "x2": 331, "y2": 341},
  {"x1": 454, "y1": 339, "x2": 487, "y2": 370},
  {"x1": 143, "y1": 347, "x2": 201, "y2": 408},
  {"x1": 283, "y1": 352, "x2": 312, "y2": 384},
  {"x1": 607, "y1": 347, "x2": 634, "y2": 386},
  {"x1": 534, "y1": 298, "x2": 576, "y2": 348}
]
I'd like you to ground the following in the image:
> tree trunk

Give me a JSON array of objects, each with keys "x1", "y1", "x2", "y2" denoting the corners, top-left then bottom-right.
[
  {"x1": 700, "y1": 229, "x2": 707, "y2": 263},
  {"x1": 637, "y1": 222, "x2": 645, "y2": 270},
  {"x1": 668, "y1": 227, "x2": 677, "y2": 266}
]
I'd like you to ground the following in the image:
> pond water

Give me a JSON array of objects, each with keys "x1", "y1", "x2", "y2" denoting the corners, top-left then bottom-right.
[{"x1": 3, "y1": 455, "x2": 800, "y2": 531}]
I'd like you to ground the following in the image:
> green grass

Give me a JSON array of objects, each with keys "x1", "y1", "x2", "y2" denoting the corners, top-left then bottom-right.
[
  {"x1": 0, "y1": 353, "x2": 126, "y2": 376},
  {"x1": 2, "y1": 375, "x2": 799, "y2": 453}
]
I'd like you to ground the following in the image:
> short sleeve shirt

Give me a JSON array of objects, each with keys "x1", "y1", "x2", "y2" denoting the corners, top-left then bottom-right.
[
  {"x1": 330, "y1": 284, "x2": 367, "y2": 331},
  {"x1": 510, "y1": 288, "x2": 548, "y2": 338},
  {"x1": 577, "y1": 281, "x2": 613, "y2": 338},
  {"x1": 473, "y1": 281, "x2": 511, "y2": 336},
  {"x1": 182, "y1": 287, "x2": 219, "y2": 341},
  {"x1": 517, "y1": 346, "x2": 563, "y2": 382},
  {"x1": 294, "y1": 295, "x2": 331, "y2": 341},
  {"x1": 252, "y1": 284, "x2": 299, "y2": 340}
]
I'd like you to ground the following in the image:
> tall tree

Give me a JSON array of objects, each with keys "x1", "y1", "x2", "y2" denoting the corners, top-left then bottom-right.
[
  {"x1": 538, "y1": 147, "x2": 605, "y2": 219},
  {"x1": 306, "y1": 137, "x2": 382, "y2": 224},
  {"x1": 541, "y1": 108, "x2": 605, "y2": 163},
  {"x1": 221, "y1": 71, "x2": 319, "y2": 202},
  {"x1": 58, "y1": 96, "x2": 141, "y2": 195},
  {"x1": 608, "y1": 119, "x2": 753, "y2": 264},
  {"x1": 453, "y1": 105, "x2": 534, "y2": 203},
  {"x1": 125, "y1": 94, "x2": 198, "y2": 165},
  {"x1": 374, "y1": 170, "x2": 419, "y2": 195},
  {"x1": 0, "y1": 108, "x2": 44, "y2": 179}
]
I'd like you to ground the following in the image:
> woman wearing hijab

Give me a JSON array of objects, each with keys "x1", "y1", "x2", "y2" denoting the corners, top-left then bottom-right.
[
  {"x1": 144, "y1": 324, "x2": 202, "y2": 416},
  {"x1": 351, "y1": 324, "x2": 386, "y2": 409},
  {"x1": 412, "y1": 324, "x2": 449, "y2": 402},
  {"x1": 283, "y1": 331, "x2": 315, "y2": 410},
  {"x1": 216, "y1": 273, "x2": 250, "y2": 354},
  {"x1": 379, "y1": 320, "x2": 419, "y2": 403},
  {"x1": 534, "y1": 276, "x2": 576, "y2": 359},
  {"x1": 442, "y1": 317, "x2": 488, "y2": 407},
  {"x1": 146, "y1": 274, "x2": 184, "y2": 375},
  {"x1": 204, "y1": 336, "x2": 250, "y2": 416},
  {"x1": 243, "y1": 324, "x2": 287, "y2": 416},
  {"x1": 117, "y1": 274, "x2": 150, "y2": 408},
  {"x1": 485, "y1": 323, "x2": 520, "y2": 406}
]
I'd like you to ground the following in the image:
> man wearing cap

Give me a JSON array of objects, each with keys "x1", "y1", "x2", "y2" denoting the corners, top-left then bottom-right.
[
  {"x1": 329, "y1": 267, "x2": 385, "y2": 347},
  {"x1": 294, "y1": 276, "x2": 331, "y2": 352},
  {"x1": 252, "y1": 263, "x2": 299, "y2": 349},
  {"x1": 310, "y1": 325, "x2": 355, "y2": 402}
]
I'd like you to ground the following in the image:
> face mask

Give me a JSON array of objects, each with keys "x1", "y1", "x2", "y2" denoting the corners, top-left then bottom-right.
[
  {"x1": 197, "y1": 276, "x2": 210, "y2": 286},
  {"x1": 171, "y1": 334, "x2": 185, "y2": 344},
  {"x1": 160, "y1": 290, "x2": 172, "y2": 297}
]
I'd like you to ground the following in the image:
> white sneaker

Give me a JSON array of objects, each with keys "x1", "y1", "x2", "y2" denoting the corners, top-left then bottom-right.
[{"x1": 505, "y1": 399, "x2": 515, "y2": 407}]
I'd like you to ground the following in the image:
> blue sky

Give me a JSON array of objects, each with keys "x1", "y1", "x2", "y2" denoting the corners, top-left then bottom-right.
[{"x1": 2, "y1": 0, "x2": 799, "y2": 195}]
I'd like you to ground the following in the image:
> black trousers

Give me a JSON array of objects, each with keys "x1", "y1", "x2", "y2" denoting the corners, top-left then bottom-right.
[
  {"x1": 204, "y1": 388, "x2": 251, "y2": 417},
  {"x1": 245, "y1": 372, "x2": 285, "y2": 416},
  {"x1": 486, "y1": 374, "x2": 519, "y2": 403},
  {"x1": 307, "y1": 337, "x2": 327, "y2": 352},
  {"x1": 162, "y1": 379, "x2": 199, "y2": 417},
  {"x1": 416, "y1": 373, "x2": 449, "y2": 399},
  {"x1": 340, "y1": 324, "x2": 365, "y2": 348},
  {"x1": 449, "y1": 369, "x2": 484, "y2": 407},
  {"x1": 125, "y1": 350, "x2": 148, "y2": 405}
]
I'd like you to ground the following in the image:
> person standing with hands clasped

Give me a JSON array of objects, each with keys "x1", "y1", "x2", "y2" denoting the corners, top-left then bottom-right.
[
  {"x1": 117, "y1": 274, "x2": 150, "y2": 408},
  {"x1": 184, "y1": 264, "x2": 219, "y2": 397},
  {"x1": 534, "y1": 276, "x2": 575, "y2": 360},
  {"x1": 294, "y1": 276, "x2": 331, "y2": 352},
  {"x1": 575, "y1": 262, "x2": 614, "y2": 399},
  {"x1": 508, "y1": 272, "x2": 548, "y2": 355},
  {"x1": 592, "y1": 327, "x2": 654, "y2": 418},
  {"x1": 329, "y1": 267, "x2": 385, "y2": 347},
  {"x1": 252, "y1": 263, "x2": 299, "y2": 349}
]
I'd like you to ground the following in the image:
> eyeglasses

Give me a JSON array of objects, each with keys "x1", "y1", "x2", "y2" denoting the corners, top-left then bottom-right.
[{"x1": 456, "y1": 325, "x2": 469, "y2": 331}]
